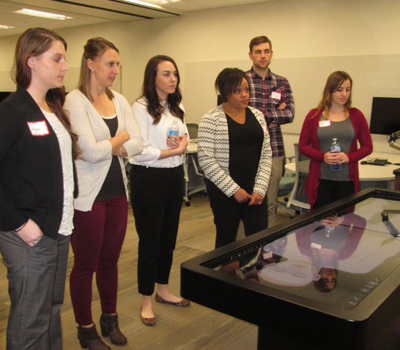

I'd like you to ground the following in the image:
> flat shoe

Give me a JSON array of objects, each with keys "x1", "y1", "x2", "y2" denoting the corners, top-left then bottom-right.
[
  {"x1": 155, "y1": 293, "x2": 191, "y2": 307},
  {"x1": 140, "y1": 308, "x2": 156, "y2": 327}
]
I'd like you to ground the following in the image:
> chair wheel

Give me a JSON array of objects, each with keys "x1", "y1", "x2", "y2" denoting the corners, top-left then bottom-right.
[{"x1": 185, "y1": 202, "x2": 191, "y2": 206}]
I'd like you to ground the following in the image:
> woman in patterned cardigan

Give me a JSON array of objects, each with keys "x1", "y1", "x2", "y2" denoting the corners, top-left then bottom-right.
[{"x1": 198, "y1": 68, "x2": 272, "y2": 248}]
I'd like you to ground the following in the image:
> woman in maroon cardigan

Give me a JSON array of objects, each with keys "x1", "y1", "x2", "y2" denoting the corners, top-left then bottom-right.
[{"x1": 299, "y1": 71, "x2": 372, "y2": 209}]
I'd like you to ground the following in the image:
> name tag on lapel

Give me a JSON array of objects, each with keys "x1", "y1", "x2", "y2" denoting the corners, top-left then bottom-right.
[
  {"x1": 271, "y1": 91, "x2": 281, "y2": 100},
  {"x1": 27, "y1": 121, "x2": 50, "y2": 136}
]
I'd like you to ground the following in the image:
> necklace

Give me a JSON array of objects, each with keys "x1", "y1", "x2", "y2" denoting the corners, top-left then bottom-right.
[{"x1": 94, "y1": 99, "x2": 107, "y2": 115}]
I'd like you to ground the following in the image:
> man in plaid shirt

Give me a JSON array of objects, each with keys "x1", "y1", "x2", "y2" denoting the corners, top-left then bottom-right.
[{"x1": 247, "y1": 35, "x2": 295, "y2": 226}]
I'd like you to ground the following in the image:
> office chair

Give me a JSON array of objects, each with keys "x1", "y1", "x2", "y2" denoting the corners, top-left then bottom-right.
[
  {"x1": 276, "y1": 156, "x2": 296, "y2": 217},
  {"x1": 183, "y1": 123, "x2": 205, "y2": 206},
  {"x1": 286, "y1": 143, "x2": 311, "y2": 213},
  {"x1": 186, "y1": 123, "x2": 199, "y2": 139}
]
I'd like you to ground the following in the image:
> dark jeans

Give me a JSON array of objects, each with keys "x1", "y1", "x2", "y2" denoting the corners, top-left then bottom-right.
[
  {"x1": 69, "y1": 195, "x2": 128, "y2": 325},
  {"x1": 205, "y1": 179, "x2": 268, "y2": 249},
  {"x1": 130, "y1": 165, "x2": 184, "y2": 296},
  {"x1": 313, "y1": 179, "x2": 355, "y2": 210}
]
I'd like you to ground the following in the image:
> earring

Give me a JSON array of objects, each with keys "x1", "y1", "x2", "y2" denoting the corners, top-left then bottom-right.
[
  {"x1": 33, "y1": 66, "x2": 36, "y2": 70},
  {"x1": 91, "y1": 69, "x2": 95, "y2": 73}
]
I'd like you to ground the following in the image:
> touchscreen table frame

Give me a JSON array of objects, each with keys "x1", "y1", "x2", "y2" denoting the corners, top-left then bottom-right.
[{"x1": 181, "y1": 188, "x2": 400, "y2": 350}]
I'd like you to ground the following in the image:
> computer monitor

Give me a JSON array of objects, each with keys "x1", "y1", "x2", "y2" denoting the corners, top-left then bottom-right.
[{"x1": 369, "y1": 97, "x2": 400, "y2": 135}]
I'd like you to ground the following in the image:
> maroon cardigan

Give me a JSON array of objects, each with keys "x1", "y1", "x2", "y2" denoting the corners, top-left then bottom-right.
[{"x1": 298, "y1": 108, "x2": 373, "y2": 208}]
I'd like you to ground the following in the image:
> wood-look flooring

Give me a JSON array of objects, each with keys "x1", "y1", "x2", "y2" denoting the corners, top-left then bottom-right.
[{"x1": 0, "y1": 193, "x2": 293, "y2": 350}]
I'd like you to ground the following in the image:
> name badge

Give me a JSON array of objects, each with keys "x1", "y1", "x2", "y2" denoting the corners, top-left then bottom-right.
[
  {"x1": 311, "y1": 242, "x2": 322, "y2": 250},
  {"x1": 263, "y1": 252, "x2": 273, "y2": 260},
  {"x1": 27, "y1": 121, "x2": 50, "y2": 136},
  {"x1": 319, "y1": 120, "x2": 331, "y2": 128},
  {"x1": 271, "y1": 91, "x2": 281, "y2": 100}
]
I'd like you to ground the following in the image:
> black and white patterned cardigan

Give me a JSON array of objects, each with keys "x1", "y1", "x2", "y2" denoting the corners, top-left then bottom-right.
[{"x1": 198, "y1": 105, "x2": 272, "y2": 198}]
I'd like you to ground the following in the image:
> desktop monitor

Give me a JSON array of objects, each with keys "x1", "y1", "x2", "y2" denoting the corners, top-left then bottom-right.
[{"x1": 369, "y1": 97, "x2": 400, "y2": 135}]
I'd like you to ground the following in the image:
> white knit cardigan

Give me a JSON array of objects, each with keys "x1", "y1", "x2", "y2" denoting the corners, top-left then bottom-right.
[
  {"x1": 198, "y1": 105, "x2": 272, "y2": 198},
  {"x1": 64, "y1": 89, "x2": 143, "y2": 211}
]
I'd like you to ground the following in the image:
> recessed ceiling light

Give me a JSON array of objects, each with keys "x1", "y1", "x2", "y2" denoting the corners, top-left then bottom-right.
[
  {"x1": 0, "y1": 25, "x2": 14, "y2": 30},
  {"x1": 14, "y1": 8, "x2": 72, "y2": 20},
  {"x1": 123, "y1": 0, "x2": 162, "y2": 9}
]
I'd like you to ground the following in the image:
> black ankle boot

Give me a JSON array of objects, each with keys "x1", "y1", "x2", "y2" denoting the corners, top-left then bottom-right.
[
  {"x1": 100, "y1": 313, "x2": 128, "y2": 346},
  {"x1": 77, "y1": 324, "x2": 111, "y2": 350}
]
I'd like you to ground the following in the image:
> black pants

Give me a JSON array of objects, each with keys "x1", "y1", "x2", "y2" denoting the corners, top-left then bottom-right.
[
  {"x1": 313, "y1": 179, "x2": 355, "y2": 210},
  {"x1": 205, "y1": 179, "x2": 268, "y2": 249},
  {"x1": 130, "y1": 165, "x2": 184, "y2": 296}
]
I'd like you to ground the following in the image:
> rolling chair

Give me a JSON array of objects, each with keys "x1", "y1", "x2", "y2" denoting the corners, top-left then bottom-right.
[
  {"x1": 276, "y1": 156, "x2": 296, "y2": 217},
  {"x1": 286, "y1": 143, "x2": 311, "y2": 213},
  {"x1": 183, "y1": 123, "x2": 205, "y2": 206},
  {"x1": 186, "y1": 123, "x2": 199, "y2": 139}
]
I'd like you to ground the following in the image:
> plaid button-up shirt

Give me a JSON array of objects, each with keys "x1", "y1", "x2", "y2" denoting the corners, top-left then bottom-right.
[{"x1": 246, "y1": 67, "x2": 295, "y2": 157}]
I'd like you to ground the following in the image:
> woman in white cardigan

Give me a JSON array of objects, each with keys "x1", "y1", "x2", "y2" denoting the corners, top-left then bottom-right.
[
  {"x1": 198, "y1": 68, "x2": 272, "y2": 248},
  {"x1": 64, "y1": 37, "x2": 142, "y2": 350}
]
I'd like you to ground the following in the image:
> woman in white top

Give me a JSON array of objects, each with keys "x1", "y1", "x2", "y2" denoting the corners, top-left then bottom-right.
[
  {"x1": 64, "y1": 37, "x2": 142, "y2": 350},
  {"x1": 130, "y1": 55, "x2": 190, "y2": 327},
  {"x1": 0, "y1": 28, "x2": 77, "y2": 350}
]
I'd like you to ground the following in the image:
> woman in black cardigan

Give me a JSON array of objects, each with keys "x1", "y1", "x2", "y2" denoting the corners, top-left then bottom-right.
[{"x1": 0, "y1": 28, "x2": 78, "y2": 350}]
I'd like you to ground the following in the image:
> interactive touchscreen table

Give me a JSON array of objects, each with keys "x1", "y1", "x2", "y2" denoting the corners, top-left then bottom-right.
[{"x1": 181, "y1": 189, "x2": 400, "y2": 350}]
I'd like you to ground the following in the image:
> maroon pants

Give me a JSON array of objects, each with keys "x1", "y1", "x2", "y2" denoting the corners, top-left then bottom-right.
[{"x1": 69, "y1": 196, "x2": 128, "y2": 325}]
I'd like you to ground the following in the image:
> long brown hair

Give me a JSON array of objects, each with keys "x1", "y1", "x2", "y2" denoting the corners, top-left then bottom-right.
[
  {"x1": 314, "y1": 71, "x2": 353, "y2": 119},
  {"x1": 78, "y1": 37, "x2": 119, "y2": 101},
  {"x1": 13, "y1": 27, "x2": 79, "y2": 159},
  {"x1": 140, "y1": 55, "x2": 184, "y2": 125}
]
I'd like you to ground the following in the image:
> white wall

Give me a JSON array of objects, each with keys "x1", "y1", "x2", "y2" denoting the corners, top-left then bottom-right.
[{"x1": 1, "y1": 0, "x2": 400, "y2": 157}]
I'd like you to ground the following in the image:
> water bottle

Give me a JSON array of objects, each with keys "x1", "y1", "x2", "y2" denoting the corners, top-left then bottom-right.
[
  {"x1": 325, "y1": 225, "x2": 334, "y2": 237},
  {"x1": 167, "y1": 120, "x2": 179, "y2": 150},
  {"x1": 330, "y1": 138, "x2": 341, "y2": 171},
  {"x1": 167, "y1": 120, "x2": 179, "y2": 137}
]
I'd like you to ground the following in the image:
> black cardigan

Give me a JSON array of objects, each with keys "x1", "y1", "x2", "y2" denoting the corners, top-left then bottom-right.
[{"x1": 0, "y1": 86, "x2": 73, "y2": 239}]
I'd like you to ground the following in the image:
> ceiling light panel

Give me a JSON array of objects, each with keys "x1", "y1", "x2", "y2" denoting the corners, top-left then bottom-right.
[{"x1": 14, "y1": 8, "x2": 72, "y2": 20}]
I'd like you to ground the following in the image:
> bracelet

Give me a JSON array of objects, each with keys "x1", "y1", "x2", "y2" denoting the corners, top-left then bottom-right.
[
  {"x1": 118, "y1": 147, "x2": 122, "y2": 156},
  {"x1": 15, "y1": 220, "x2": 28, "y2": 232}
]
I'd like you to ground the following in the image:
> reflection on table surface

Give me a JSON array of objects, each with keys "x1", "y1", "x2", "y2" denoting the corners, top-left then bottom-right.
[{"x1": 215, "y1": 197, "x2": 400, "y2": 309}]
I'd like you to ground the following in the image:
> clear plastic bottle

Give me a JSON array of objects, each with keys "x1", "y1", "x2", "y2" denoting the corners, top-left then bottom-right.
[
  {"x1": 167, "y1": 120, "x2": 179, "y2": 137},
  {"x1": 167, "y1": 120, "x2": 179, "y2": 150},
  {"x1": 330, "y1": 138, "x2": 341, "y2": 171}
]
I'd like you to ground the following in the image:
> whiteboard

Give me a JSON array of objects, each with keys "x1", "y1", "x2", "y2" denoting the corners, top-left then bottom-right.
[{"x1": 183, "y1": 54, "x2": 400, "y2": 133}]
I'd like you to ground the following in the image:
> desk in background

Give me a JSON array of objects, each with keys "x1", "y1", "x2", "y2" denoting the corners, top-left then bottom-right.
[{"x1": 285, "y1": 152, "x2": 400, "y2": 190}]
